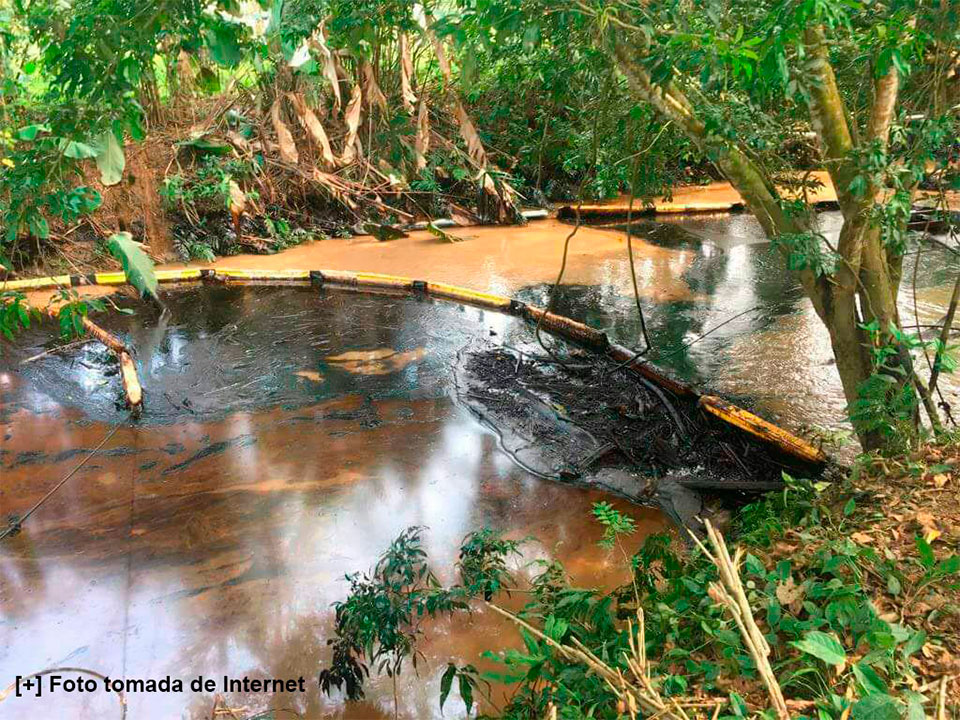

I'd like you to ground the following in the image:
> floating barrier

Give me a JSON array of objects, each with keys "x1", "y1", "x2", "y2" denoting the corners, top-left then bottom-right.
[
  {"x1": 556, "y1": 197, "x2": 841, "y2": 220},
  {"x1": 558, "y1": 201, "x2": 746, "y2": 219},
  {"x1": 4, "y1": 266, "x2": 825, "y2": 466},
  {"x1": 699, "y1": 395, "x2": 824, "y2": 466}
]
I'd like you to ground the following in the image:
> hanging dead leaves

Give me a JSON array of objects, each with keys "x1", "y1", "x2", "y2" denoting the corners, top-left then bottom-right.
[{"x1": 167, "y1": 20, "x2": 524, "y2": 244}]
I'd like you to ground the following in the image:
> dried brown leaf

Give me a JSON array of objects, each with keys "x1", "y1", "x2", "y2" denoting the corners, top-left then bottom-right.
[
  {"x1": 916, "y1": 511, "x2": 939, "y2": 534},
  {"x1": 226, "y1": 130, "x2": 250, "y2": 154},
  {"x1": 399, "y1": 34, "x2": 417, "y2": 113},
  {"x1": 270, "y1": 99, "x2": 299, "y2": 164},
  {"x1": 360, "y1": 60, "x2": 387, "y2": 113},
  {"x1": 228, "y1": 179, "x2": 246, "y2": 215},
  {"x1": 287, "y1": 92, "x2": 335, "y2": 168},
  {"x1": 423, "y1": 18, "x2": 452, "y2": 81},
  {"x1": 456, "y1": 101, "x2": 488, "y2": 167},
  {"x1": 415, "y1": 94, "x2": 430, "y2": 171},
  {"x1": 312, "y1": 22, "x2": 341, "y2": 112},
  {"x1": 339, "y1": 83, "x2": 363, "y2": 166},
  {"x1": 775, "y1": 576, "x2": 805, "y2": 613}
]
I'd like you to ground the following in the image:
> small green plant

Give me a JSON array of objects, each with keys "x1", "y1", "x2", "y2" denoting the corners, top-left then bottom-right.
[
  {"x1": 182, "y1": 239, "x2": 216, "y2": 262},
  {"x1": 0, "y1": 290, "x2": 40, "y2": 339},
  {"x1": 320, "y1": 525, "x2": 533, "y2": 715},
  {"x1": 318, "y1": 527, "x2": 468, "y2": 711},
  {"x1": 592, "y1": 500, "x2": 636, "y2": 551},
  {"x1": 456, "y1": 527, "x2": 524, "y2": 600},
  {"x1": 54, "y1": 288, "x2": 105, "y2": 338},
  {"x1": 439, "y1": 662, "x2": 488, "y2": 717},
  {"x1": 161, "y1": 156, "x2": 257, "y2": 214}
]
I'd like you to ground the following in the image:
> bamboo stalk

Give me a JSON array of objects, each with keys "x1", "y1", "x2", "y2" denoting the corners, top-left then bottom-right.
[
  {"x1": 690, "y1": 521, "x2": 790, "y2": 720},
  {"x1": 486, "y1": 602, "x2": 690, "y2": 720}
]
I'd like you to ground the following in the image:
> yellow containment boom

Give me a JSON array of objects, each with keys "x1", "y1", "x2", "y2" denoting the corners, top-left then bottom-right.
[
  {"x1": 5, "y1": 265, "x2": 827, "y2": 466},
  {"x1": 699, "y1": 395, "x2": 825, "y2": 465}
]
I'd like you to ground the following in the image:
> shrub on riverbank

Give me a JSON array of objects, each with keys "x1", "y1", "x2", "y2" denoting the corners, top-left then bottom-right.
[{"x1": 317, "y1": 448, "x2": 960, "y2": 719}]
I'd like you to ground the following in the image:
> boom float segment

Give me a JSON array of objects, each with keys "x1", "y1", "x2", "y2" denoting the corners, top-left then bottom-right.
[
  {"x1": 522, "y1": 305, "x2": 609, "y2": 351},
  {"x1": 699, "y1": 395, "x2": 825, "y2": 465},
  {"x1": 6, "y1": 266, "x2": 825, "y2": 465},
  {"x1": 606, "y1": 343, "x2": 697, "y2": 399},
  {"x1": 425, "y1": 283, "x2": 514, "y2": 312}
]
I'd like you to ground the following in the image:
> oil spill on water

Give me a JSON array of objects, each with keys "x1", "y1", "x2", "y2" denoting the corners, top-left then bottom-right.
[
  {"x1": 517, "y1": 211, "x2": 960, "y2": 437},
  {"x1": 6, "y1": 212, "x2": 958, "y2": 717},
  {"x1": 0, "y1": 286, "x2": 669, "y2": 719}
]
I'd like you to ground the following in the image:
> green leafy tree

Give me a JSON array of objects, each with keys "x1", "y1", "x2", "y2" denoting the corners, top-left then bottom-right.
[{"x1": 453, "y1": 0, "x2": 960, "y2": 451}]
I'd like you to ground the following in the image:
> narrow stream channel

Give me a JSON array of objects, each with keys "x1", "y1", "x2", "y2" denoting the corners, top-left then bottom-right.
[
  {"x1": 3, "y1": 212, "x2": 957, "y2": 717},
  {"x1": 1, "y1": 286, "x2": 668, "y2": 719}
]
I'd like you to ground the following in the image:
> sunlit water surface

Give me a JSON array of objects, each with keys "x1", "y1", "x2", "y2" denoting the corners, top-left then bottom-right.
[
  {"x1": 1, "y1": 288, "x2": 667, "y2": 719},
  {"x1": 3, "y1": 211, "x2": 957, "y2": 718}
]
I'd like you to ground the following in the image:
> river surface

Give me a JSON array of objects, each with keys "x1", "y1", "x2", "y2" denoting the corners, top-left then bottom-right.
[
  {"x1": 3, "y1": 212, "x2": 958, "y2": 718},
  {"x1": 149, "y1": 213, "x2": 958, "y2": 437},
  {"x1": 1, "y1": 286, "x2": 667, "y2": 719}
]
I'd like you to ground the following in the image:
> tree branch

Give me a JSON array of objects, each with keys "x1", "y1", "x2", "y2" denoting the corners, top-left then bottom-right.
[
  {"x1": 866, "y1": 63, "x2": 901, "y2": 146},
  {"x1": 611, "y1": 40, "x2": 831, "y2": 316},
  {"x1": 802, "y1": 26, "x2": 857, "y2": 214}
]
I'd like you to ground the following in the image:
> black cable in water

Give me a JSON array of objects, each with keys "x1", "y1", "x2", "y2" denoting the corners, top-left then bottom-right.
[
  {"x1": 0, "y1": 421, "x2": 124, "y2": 542},
  {"x1": 625, "y1": 143, "x2": 653, "y2": 356},
  {"x1": 604, "y1": 304, "x2": 763, "y2": 377},
  {"x1": 533, "y1": 99, "x2": 602, "y2": 366}
]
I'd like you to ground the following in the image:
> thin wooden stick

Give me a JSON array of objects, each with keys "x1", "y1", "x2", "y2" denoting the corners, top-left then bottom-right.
[
  {"x1": 44, "y1": 307, "x2": 143, "y2": 410},
  {"x1": 937, "y1": 675, "x2": 947, "y2": 720},
  {"x1": 486, "y1": 602, "x2": 690, "y2": 720},
  {"x1": 20, "y1": 338, "x2": 96, "y2": 364}
]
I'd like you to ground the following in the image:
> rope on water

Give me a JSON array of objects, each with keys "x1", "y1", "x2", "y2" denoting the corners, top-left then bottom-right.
[{"x1": 0, "y1": 422, "x2": 124, "y2": 542}]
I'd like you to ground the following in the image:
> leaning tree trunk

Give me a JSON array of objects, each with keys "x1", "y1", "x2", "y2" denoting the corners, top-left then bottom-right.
[{"x1": 611, "y1": 30, "x2": 918, "y2": 452}]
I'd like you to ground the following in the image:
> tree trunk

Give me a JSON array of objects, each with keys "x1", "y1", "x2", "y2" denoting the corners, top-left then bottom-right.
[{"x1": 610, "y1": 36, "x2": 917, "y2": 452}]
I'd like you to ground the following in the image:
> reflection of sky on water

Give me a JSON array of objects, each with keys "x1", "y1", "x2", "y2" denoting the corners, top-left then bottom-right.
[
  {"x1": 519, "y1": 212, "x2": 960, "y2": 432},
  {"x1": 1, "y1": 289, "x2": 669, "y2": 720}
]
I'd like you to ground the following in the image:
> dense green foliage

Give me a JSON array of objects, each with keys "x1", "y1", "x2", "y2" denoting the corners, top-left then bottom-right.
[
  {"x1": 328, "y1": 475, "x2": 958, "y2": 719},
  {"x1": 0, "y1": 0, "x2": 254, "y2": 265}
]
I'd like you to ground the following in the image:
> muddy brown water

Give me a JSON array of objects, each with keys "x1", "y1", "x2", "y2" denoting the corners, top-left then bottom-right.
[
  {"x1": 4, "y1": 211, "x2": 958, "y2": 718},
  {"x1": 1, "y1": 287, "x2": 668, "y2": 719}
]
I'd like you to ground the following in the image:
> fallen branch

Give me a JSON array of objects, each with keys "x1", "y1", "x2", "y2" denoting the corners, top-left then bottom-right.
[
  {"x1": 486, "y1": 603, "x2": 691, "y2": 720},
  {"x1": 20, "y1": 338, "x2": 96, "y2": 364},
  {"x1": 689, "y1": 521, "x2": 791, "y2": 720},
  {"x1": 44, "y1": 307, "x2": 143, "y2": 410}
]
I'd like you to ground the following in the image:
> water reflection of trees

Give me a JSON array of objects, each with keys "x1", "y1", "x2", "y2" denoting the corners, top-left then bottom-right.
[{"x1": 2, "y1": 288, "x2": 665, "y2": 720}]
